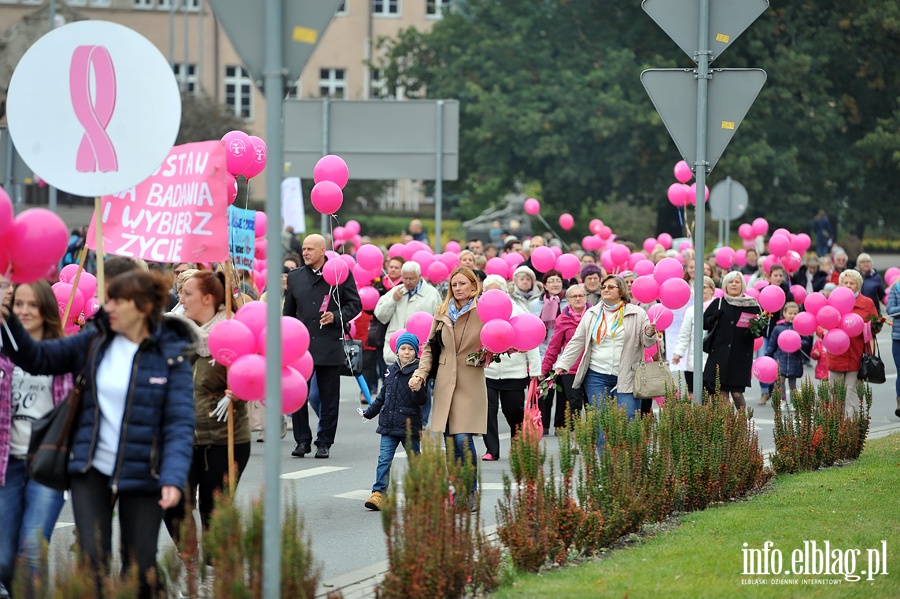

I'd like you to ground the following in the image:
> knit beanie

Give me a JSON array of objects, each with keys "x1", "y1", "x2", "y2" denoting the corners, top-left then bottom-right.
[
  {"x1": 512, "y1": 265, "x2": 536, "y2": 283},
  {"x1": 396, "y1": 332, "x2": 421, "y2": 357},
  {"x1": 580, "y1": 262, "x2": 604, "y2": 280}
]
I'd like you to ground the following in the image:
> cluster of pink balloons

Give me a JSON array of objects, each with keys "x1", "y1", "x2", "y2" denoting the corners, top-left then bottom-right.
[
  {"x1": 311, "y1": 155, "x2": 350, "y2": 215},
  {"x1": 54, "y1": 264, "x2": 100, "y2": 334},
  {"x1": 209, "y1": 301, "x2": 313, "y2": 413},
  {"x1": 737, "y1": 219, "x2": 812, "y2": 276},
  {"x1": 666, "y1": 161, "x2": 709, "y2": 208},
  {"x1": 0, "y1": 189, "x2": 70, "y2": 285},
  {"x1": 475, "y1": 289, "x2": 545, "y2": 354},
  {"x1": 221, "y1": 131, "x2": 267, "y2": 204}
]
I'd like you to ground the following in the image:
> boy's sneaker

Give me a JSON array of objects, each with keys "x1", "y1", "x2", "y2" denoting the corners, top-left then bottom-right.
[{"x1": 365, "y1": 491, "x2": 384, "y2": 511}]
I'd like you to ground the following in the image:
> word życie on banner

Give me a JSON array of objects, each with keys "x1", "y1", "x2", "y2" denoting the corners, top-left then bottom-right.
[{"x1": 86, "y1": 140, "x2": 229, "y2": 263}]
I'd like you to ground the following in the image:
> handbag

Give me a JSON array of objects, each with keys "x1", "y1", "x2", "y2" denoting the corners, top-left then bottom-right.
[
  {"x1": 702, "y1": 298, "x2": 722, "y2": 353},
  {"x1": 858, "y1": 340, "x2": 886, "y2": 384},
  {"x1": 27, "y1": 372, "x2": 87, "y2": 492},
  {"x1": 426, "y1": 325, "x2": 443, "y2": 380},
  {"x1": 340, "y1": 338, "x2": 364, "y2": 377},
  {"x1": 633, "y1": 342, "x2": 675, "y2": 400},
  {"x1": 523, "y1": 378, "x2": 544, "y2": 433}
]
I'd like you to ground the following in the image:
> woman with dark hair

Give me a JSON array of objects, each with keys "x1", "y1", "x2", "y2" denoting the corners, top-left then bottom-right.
[
  {"x1": 164, "y1": 271, "x2": 251, "y2": 547},
  {"x1": 0, "y1": 281, "x2": 74, "y2": 597},
  {"x1": 0, "y1": 271, "x2": 195, "y2": 598},
  {"x1": 530, "y1": 269, "x2": 567, "y2": 434},
  {"x1": 410, "y1": 267, "x2": 487, "y2": 512}
]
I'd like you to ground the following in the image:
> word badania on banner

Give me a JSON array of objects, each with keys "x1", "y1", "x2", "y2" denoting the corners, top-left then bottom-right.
[{"x1": 741, "y1": 540, "x2": 889, "y2": 582}]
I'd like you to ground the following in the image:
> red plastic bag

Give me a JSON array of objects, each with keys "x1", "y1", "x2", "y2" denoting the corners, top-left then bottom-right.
[{"x1": 523, "y1": 378, "x2": 544, "y2": 433}]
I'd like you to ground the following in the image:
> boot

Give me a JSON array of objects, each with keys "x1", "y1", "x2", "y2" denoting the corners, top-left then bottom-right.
[
  {"x1": 758, "y1": 392, "x2": 769, "y2": 406},
  {"x1": 895, "y1": 397, "x2": 900, "y2": 419},
  {"x1": 365, "y1": 491, "x2": 384, "y2": 511}
]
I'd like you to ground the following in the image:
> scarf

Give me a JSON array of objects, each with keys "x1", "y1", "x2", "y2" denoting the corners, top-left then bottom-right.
[
  {"x1": 593, "y1": 301, "x2": 625, "y2": 344},
  {"x1": 539, "y1": 293, "x2": 561, "y2": 326},
  {"x1": 447, "y1": 298, "x2": 474, "y2": 324},
  {"x1": 723, "y1": 294, "x2": 759, "y2": 308},
  {"x1": 195, "y1": 309, "x2": 228, "y2": 358}
]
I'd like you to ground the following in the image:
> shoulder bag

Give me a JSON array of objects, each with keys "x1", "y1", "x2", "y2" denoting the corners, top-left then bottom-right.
[
  {"x1": 633, "y1": 342, "x2": 675, "y2": 400},
  {"x1": 340, "y1": 338, "x2": 364, "y2": 377},
  {"x1": 426, "y1": 324, "x2": 443, "y2": 380},
  {"x1": 858, "y1": 339, "x2": 886, "y2": 384},
  {"x1": 702, "y1": 297, "x2": 722, "y2": 353}
]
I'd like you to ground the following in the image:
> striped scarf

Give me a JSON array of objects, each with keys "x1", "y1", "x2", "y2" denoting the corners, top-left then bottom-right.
[{"x1": 594, "y1": 301, "x2": 625, "y2": 344}]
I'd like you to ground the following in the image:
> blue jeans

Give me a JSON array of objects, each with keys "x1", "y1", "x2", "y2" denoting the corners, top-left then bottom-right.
[
  {"x1": 422, "y1": 379, "x2": 434, "y2": 427},
  {"x1": 893, "y1": 340, "x2": 900, "y2": 398},
  {"x1": 373, "y1": 434, "x2": 420, "y2": 493},
  {"x1": 445, "y1": 433, "x2": 478, "y2": 492},
  {"x1": 583, "y1": 370, "x2": 639, "y2": 419},
  {"x1": 0, "y1": 457, "x2": 66, "y2": 588}
]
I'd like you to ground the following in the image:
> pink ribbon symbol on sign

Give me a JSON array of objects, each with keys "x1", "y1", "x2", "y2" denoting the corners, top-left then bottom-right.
[{"x1": 70, "y1": 45, "x2": 119, "y2": 173}]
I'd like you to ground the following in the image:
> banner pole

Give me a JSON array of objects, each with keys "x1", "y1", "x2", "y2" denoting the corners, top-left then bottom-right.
[
  {"x1": 224, "y1": 259, "x2": 236, "y2": 495},
  {"x1": 94, "y1": 197, "x2": 105, "y2": 304},
  {"x1": 61, "y1": 247, "x2": 89, "y2": 326}
]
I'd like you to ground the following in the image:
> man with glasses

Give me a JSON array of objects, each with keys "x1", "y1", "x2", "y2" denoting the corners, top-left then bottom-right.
[{"x1": 375, "y1": 261, "x2": 442, "y2": 368}]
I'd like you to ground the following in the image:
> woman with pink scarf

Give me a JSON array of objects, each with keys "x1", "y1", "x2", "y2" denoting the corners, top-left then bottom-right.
[{"x1": 530, "y1": 270, "x2": 567, "y2": 434}]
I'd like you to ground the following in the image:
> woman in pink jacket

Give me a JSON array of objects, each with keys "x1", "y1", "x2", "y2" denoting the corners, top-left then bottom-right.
[{"x1": 541, "y1": 285, "x2": 591, "y2": 425}]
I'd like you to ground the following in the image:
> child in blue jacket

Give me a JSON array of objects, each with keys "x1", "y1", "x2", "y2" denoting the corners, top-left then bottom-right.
[
  {"x1": 360, "y1": 332, "x2": 427, "y2": 511},
  {"x1": 766, "y1": 302, "x2": 812, "y2": 403}
]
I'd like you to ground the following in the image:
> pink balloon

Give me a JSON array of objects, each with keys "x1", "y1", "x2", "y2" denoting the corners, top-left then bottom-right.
[
  {"x1": 313, "y1": 154, "x2": 350, "y2": 188},
  {"x1": 582, "y1": 235, "x2": 602, "y2": 252},
  {"x1": 792, "y1": 312, "x2": 817, "y2": 336},
  {"x1": 628, "y1": 252, "x2": 645, "y2": 269},
  {"x1": 555, "y1": 254, "x2": 581, "y2": 279},
  {"x1": 823, "y1": 329, "x2": 851, "y2": 355},
  {"x1": 761, "y1": 254, "x2": 777, "y2": 275},
  {"x1": 426, "y1": 261, "x2": 450, "y2": 283},
  {"x1": 715, "y1": 246, "x2": 736, "y2": 269},
  {"x1": 752, "y1": 218, "x2": 769, "y2": 237},
  {"x1": 7, "y1": 209, "x2": 69, "y2": 272},
  {"x1": 476, "y1": 289, "x2": 513, "y2": 322},
  {"x1": 643, "y1": 237, "x2": 658, "y2": 254},
  {"x1": 600, "y1": 250, "x2": 615, "y2": 274},
  {"x1": 654, "y1": 257, "x2": 684, "y2": 284},
  {"x1": 258, "y1": 316, "x2": 311, "y2": 366},
  {"x1": 589, "y1": 219, "x2": 603, "y2": 235},
  {"x1": 634, "y1": 259, "x2": 655, "y2": 277},
  {"x1": 753, "y1": 336, "x2": 764, "y2": 351},
  {"x1": 444, "y1": 240, "x2": 461, "y2": 253},
  {"x1": 439, "y1": 252, "x2": 460, "y2": 270},
  {"x1": 782, "y1": 250, "x2": 802, "y2": 274},
  {"x1": 610, "y1": 244, "x2": 630, "y2": 265},
  {"x1": 791, "y1": 233, "x2": 811, "y2": 254},
  {"x1": 509, "y1": 313, "x2": 546, "y2": 351},
  {"x1": 804, "y1": 292, "x2": 827, "y2": 316},
  {"x1": 597, "y1": 225, "x2": 612, "y2": 241},
  {"x1": 524, "y1": 198, "x2": 541, "y2": 215},
  {"x1": 790, "y1": 285, "x2": 807, "y2": 306},
  {"x1": 59, "y1": 263, "x2": 80, "y2": 284},
  {"x1": 768, "y1": 234, "x2": 790, "y2": 257},
  {"x1": 715, "y1": 288, "x2": 725, "y2": 298},
  {"x1": 405, "y1": 311, "x2": 434, "y2": 342},
  {"x1": 772, "y1": 228, "x2": 791, "y2": 239},
  {"x1": 738, "y1": 223, "x2": 754, "y2": 240},
  {"x1": 84, "y1": 297, "x2": 101, "y2": 319},
  {"x1": 480, "y1": 320, "x2": 515, "y2": 353},
  {"x1": 0, "y1": 186, "x2": 13, "y2": 238},
  {"x1": 226, "y1": 173, "x2": 238, "y2": 205},
  {"x1": 673, "y1": 160, "x2": 693, "y2": 183},
  {"x1": 657, "y1": 233, "x2": 673, "y2": 250},
  {"x1": 222, "y1": 130, "x2": 254, "y2": 176},
  {"x1": 228, "y1": 354, "x2": 267, "y2": 401},
  {"x1": 745, "y1": 288, "x2": 760, "y2": 299},
  {"x1": 558, "y1": 213, "x2": 574, "y2": 231},
  {"x1": 53, "y1": 284, "x2": 85, "y2": 322},
  {"x1": 503, "y1": 252, "x2": 525, "y2": 268},
  {"x1": 235, "y1": 301, "x2": 268, "y2": 336},
  {"x1": 311, "y1": 180, "x2": 344, "y2": 214},
  {"x1": 531, "y1": 246, "x2": 556, "y2": 273},
  {"x1": 816, "y1": 305, "x2": 841, "y2": 330},
  {"x1": 339, "y1": 254, "x2": 356, "y2": 271},
  {"x1": 758, "y1": 285, "x2": 786, "y2": 313},
  {"x1": 658, "y1": 277, "x2": 691, "y2": 309},
  {"x1": 752, "y1": 356, "x2": 779, "y2": 384},
  {"x1": 550, "y1": 246, "x2": 563, "y2": 258},
  {"x1": 345, "y1": 220, "x2": 361, "y2": 236},
  {"x1": 828, "y1": 286, "x2": 856, "y2": 314},
  {"x1": 840, "y1": 312, "x2": 864, "y2": 337},
  {"x1": 358, "y1": 286, "x2": 380, "y2": 311},
  {"x1": 667, "y1": 183, "x2": 688, "y2": 207},
  {"x1": 356, "y1": 244, "x2": 384, "y2": 271},
  {"x1": 322, "y1": 259, "x2": 349, "y2": 286},
  {"x1": 631, "y1": 276, "x2": 660, "y2": 303},
  {"x1": 254, "y1": 237, "x2": 268, "y2": 260},
  {"x1": 411, "y1": 250, "x2": 435, "y2": 272},
  {"x1": 647, "y1": 304, "x2": 673, "y2": 330},
  {"x1": 209, "y1": 319, "x2": 257, "y2": 367},
  {"x1": 389, "y1": 328, "x2": 407, "y2": 353},
  {"x1": 290, "y1": 352, "x2": 314, "y2": 380},
  {"x1": 241, "y1": 136, "x2": 268, "y2": 179},
  {"x1": 353, "y1": 264, "x2": 375, "y2": 287},
  {"x1": 281, "y1": 367, "x2": 309, "y2": 414},
  {"x1": 332, "y1": 226, "x2": 347, "y2": 242},
  {"x1": 777, "y1": 330, "x2": 802, "y2": 353},
  {"x1": 735, "y1": 249, "x2": 747, "y2": 267},
  {"x1": 688, "y1": 183, "x2": 709, "y2": 205},
  {"x1": 388, "y1": 243, "x2": 406, "y2": 259}
]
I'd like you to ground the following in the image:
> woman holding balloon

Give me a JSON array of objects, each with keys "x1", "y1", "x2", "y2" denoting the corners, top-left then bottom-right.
[{"x1": 702, "y1": 271, "x2": 762, "y2": 409}]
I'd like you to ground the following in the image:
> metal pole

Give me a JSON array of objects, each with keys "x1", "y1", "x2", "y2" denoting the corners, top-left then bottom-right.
[
  {"x1": 692, "y1": 0, "x2": 710, "y2": 397},
  {"x1": 262, "y1": 0, "x2": 285, "y2": 596},
  {"x1": 320, "y1": 98, "x2": 330, "y2": 237},
  {"x1": 48, "y1": 0, "x2": 57, "y2": 214},
  {"x1": 169, "y1": 1, "x2": 175, "y2": 67},
  {"x1": 724, "y1": 176, "x2": 733, "y2": 248},
  {"x1": 197, "y1": 0, "x2": 204, "y2": 95},
  {"x1": 434, "y1": 100, "x2": 444, "y2": 252},
  {"x1": 182, "y1": 0, "x2": 189, "y2": 92}
]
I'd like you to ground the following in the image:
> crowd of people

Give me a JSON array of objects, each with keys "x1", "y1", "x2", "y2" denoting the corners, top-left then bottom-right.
[{"x1": 0, "y1": 217, "x2": 898, "y2": 598}]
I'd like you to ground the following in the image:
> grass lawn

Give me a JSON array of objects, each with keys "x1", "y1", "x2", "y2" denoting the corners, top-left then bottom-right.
[{"x1": 490, "y1": 433, "x2": 900, "y2": 598}]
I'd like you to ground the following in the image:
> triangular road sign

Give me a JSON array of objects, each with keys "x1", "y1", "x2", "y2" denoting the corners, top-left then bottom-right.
[
  {"x1": 641, "y1": 68, "x2": 766, "y2": 173},
  {"x1": 206, "y1": 0, "x2": 343, "y2": 94},
  {"x1": 642, "y1": 0, "x2": 769, "y2": 63}
]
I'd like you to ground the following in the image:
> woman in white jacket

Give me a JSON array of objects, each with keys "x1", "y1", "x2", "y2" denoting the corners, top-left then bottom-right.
[
  {"x1": 481, "y1": 275, "x2": 542, "y2": 460},
  {"x1": 671, "y1": 276, "x2": 716, "y2": 400}
]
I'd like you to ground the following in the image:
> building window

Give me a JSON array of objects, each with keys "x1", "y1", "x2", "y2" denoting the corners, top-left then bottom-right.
[
  {"x1": 372, "y1": 0, "x2": 399, "y2": 16},
  {"x1": 370, "y1": 68, "x2": 396, "y2": 99},
  {"x1": 134, "y1": 0, "x2": 153, "y2": 8},
  {"x1": 319, "y1": 68, "x2": 346, "y2": 99},
  {"x1": 336, "y1": 0, "x2": 347, "y2": 14},
  {"x1": 173, "y1": 63, "x2": 197, "y2": 95},
  {"x1": 225, "y1": 66, "x2": 254, "y2": 119},
  {"x1": 426, "y1": 0, "x2": 449, "y2": 17},
  {"x1": 90, "y1": 0, "x2": 112, "y2": 6}
]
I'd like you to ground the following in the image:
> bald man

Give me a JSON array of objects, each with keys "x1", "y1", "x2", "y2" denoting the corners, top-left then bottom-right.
[{"x1": 283, "y1": 234, "x2": 361, "y2": 458}]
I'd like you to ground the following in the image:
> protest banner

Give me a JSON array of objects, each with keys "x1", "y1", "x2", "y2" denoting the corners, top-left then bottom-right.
[{"x1": 229, "y1": 206, "x2": 256, "y2": 271}]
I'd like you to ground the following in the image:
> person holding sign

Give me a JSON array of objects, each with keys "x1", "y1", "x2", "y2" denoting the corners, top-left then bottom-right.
[{"x1": 283, "y1": 234, "x2": 361, "y2": 459}]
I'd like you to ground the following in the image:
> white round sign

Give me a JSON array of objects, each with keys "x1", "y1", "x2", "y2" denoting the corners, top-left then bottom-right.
[{"x1": 6, "y1": 20, "x2": 181, "y2": 197}]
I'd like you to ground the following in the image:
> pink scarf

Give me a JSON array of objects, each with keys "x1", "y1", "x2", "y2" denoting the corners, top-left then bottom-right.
[{"x1": 540, "y1": 293, "x2": 561, "y2": 327}]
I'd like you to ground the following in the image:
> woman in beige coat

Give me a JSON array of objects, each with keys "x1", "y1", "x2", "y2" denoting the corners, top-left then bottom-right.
[{"x1": 411, "y1": 267, "x2": 487, "y2": 510}]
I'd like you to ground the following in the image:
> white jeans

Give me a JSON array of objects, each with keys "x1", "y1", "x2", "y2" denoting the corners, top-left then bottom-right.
[{"x1": 829, "y1": 370, "x2": 859, "y2": 418}]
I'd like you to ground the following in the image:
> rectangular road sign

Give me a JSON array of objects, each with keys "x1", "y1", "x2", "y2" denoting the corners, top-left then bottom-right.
[
  {"x1": 283, "y1": 99, "x2": 459, "y2": 181},
  {"x1": 641, "y1": 68, "x2": 766, "y2": 173}
]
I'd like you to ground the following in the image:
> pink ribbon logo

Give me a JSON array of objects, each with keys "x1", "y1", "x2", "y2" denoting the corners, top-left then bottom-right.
[{"x1": 70, "y1": 45, "x2": 118, "y2": 173}]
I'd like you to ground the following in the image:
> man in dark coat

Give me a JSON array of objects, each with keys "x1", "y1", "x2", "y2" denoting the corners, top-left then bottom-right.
[{"x1": 284, "y1": 234, "x2": 361, "y2": 458}]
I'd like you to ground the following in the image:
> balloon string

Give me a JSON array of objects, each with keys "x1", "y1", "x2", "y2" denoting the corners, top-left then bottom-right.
[{"x1": 535, "y1": 213, "x2": 564, "y2": 244}]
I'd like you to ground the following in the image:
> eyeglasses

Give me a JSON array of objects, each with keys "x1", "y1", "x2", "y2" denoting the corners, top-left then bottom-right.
[
  {"x1": 568, "y1": 294, "x2": 586, "y2": 299},
  {"x1": 600, "y1": 285, "x2": 619, "y2": 291}
]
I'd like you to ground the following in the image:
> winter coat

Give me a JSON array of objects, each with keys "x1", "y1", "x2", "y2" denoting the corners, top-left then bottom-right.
[
  {"x1": 860, "y1": 270, "x2": 886, "y2": 315},
  {"x1": 0, "y1": 310, "x2": 196, "y2": 493},
  {"x1": 192, "y1": 354, "x2": 250, "y2": 446},
  {"x1": 541, "y1": 304, "x2": 591, "y2": 375},
  {"x1": 374, "y1": 280, "x2": 442, "y2": 365},
  {"x1": 765, "y1": 321, "x2": 812, "y2": 379},
  {"x1": 886, "y1": 282, "x2": 900, "y2": 342},
  {"x1": 0, "y1": 356, "x2": 73, "y2": 486},
  {"x1": 825, "y1": 293, "x2": 878, "y2": 373},
  {"x1": 703, "y1": 296, "x2": 762, "y2": 390},
  {"x1": 414, "y1": 303, "x2": 489, "y2": 435},
  {"x1": 791, "y1": 267, "x2": 827, "y2": 293},
  {"x1": 283, "y1": 257, "x2": 362, "y2": 366},
  {"x1": 555, "y1": 303, "x2": 657, "y2": 393},
  {"x1": 363, "y1": 359, "x2": 427, "y2": 438}
]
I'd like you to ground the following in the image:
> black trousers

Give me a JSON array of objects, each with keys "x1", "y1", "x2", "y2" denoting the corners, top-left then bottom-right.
[
  {"x1": 70, "y1": 468, "x2": 163, "y2": 599},
  {"x1": 292, "y1": 364, "x2": 342, "y2": 447},
  {"x1": 558, "y1": 373, "x2": 588, "y2": 426},
  {"x1": 164, "y1": 442, "x2": 252, "y2": 544},
  {"x1": 540, "y1": 386, "x2": 567, "y2": 431},
  {"x1": 483, "y1": 386, "x2": 525, "y2": 458}
]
